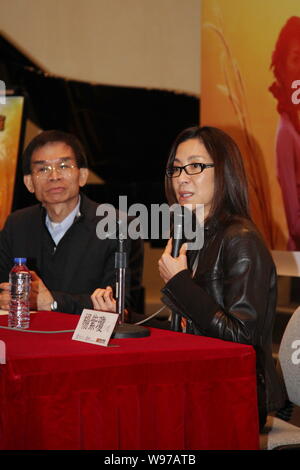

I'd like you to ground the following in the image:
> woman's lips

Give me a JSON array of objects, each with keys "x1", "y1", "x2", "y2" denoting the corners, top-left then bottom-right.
[{"x1": 178, "y1": 192, "x2": 193, "y2": 201}]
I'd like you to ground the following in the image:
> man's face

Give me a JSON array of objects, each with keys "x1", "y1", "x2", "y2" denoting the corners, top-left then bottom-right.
[{"x1": 23, "y1": 141, "x2": 88, "y2": 209}]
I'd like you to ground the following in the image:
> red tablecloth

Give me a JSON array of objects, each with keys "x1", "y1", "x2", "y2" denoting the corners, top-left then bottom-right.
[{"x1": 0, "y1": 312, "x2": 259, "y2": 450}]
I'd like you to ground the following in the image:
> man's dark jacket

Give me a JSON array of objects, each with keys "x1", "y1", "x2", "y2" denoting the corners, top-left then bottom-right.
[{"x1": 0, "y1": 193, "x2": 143, "y2": 314}]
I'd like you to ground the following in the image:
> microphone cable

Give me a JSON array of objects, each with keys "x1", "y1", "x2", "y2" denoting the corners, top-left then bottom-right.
[
  {"x1": 133, "y1": 304, "x2": 167, "y2": 325},
  {"x1": 0, "y1": 305, "x2": 168, "y2": 332},
  {"x1": 0, "y1": 325, "x2": 75, "y2": 333}
]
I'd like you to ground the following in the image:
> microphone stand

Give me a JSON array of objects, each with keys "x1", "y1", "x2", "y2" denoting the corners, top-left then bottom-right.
[
  {"x1": 170, "y1": 211, "x2": 183, "y2": 333},
  {"x1": 115, "y1": 236, "x2": 126, "y2": 323},
  {"x1": 112, "y1": 232, "x2": 150, "y2": 339}
]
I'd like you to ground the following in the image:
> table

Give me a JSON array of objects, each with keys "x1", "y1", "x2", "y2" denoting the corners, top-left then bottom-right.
[{"x1": 0, "y1": 312, "x2": 259, "y2": 450}]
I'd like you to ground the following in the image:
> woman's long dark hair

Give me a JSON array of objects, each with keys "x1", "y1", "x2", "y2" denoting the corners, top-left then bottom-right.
[{"x1": 165, "y1": 126, "x2": 251, "y2": 221}]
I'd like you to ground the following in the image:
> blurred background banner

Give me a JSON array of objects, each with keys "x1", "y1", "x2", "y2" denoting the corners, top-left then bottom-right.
[
  {"x1": 201, "y1": 0, "x2": 300, "y2": 250},
  {"x1": 0, "y1": 93, "x2": 25, "y2": 229}
]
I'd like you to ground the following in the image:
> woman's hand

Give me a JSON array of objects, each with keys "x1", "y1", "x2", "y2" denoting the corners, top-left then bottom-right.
[
  {"x1": 91, "y1": 286, "x2": 117, "y2": 312},
  {"x1": 158, "y1": 239, "x2": 188, "y2": 284}
]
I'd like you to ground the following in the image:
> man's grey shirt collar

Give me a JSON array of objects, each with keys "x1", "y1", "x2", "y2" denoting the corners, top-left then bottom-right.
[{"x1": 45, "y1": 196, "x2": 81, "y2": 246}]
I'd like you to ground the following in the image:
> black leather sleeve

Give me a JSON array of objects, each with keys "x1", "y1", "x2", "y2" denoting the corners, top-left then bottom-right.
[{"x1": 161, "y1": 228, "x2": 276, "y2": 346}]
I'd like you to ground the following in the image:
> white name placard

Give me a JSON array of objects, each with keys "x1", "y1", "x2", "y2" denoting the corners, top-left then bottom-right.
[
  {"x1": 0, "y1": 340, "x2": 6, "y2": 364},
  {"x1": 72, "y1": 309, "x2": 118, "y2": 347}
]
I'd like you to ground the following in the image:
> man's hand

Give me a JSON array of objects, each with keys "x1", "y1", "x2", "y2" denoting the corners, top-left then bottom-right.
[
  {"x1": 0, "y1": 282, "x2": 10, "y2": 310},
  {"x1": 30, "y1": 271, "x2": 54, "y2": 311},
  {"x1": 158, "y1": 239, "x2": 188, "y2": 284},
  {"x1": 91, "y1": 286, "x2": 117, "y2": 313}
]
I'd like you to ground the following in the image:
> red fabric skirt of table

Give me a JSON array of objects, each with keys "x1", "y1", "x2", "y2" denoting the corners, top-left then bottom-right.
[{"x1": 0, "y1": 312, "x2": 259, "y2": 450}]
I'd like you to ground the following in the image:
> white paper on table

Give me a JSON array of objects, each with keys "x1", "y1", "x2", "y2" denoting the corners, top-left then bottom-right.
[{"x1": 72, "y1": 308, "x2": 118, "y2": 347}]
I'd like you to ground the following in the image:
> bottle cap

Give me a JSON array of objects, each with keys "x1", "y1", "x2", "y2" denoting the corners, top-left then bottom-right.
[{"x1": 13, "y1": 257, "x2": 27, "y2": 264}]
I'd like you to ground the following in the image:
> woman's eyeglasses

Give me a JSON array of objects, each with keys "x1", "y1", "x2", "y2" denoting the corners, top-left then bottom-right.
[{"x1": 166, "y1": 162, "x2": 215, "y2": 178}]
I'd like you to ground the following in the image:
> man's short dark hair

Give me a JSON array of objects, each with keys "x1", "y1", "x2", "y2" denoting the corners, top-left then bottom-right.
[{"x1": 22, "y1": 130, "x2": 88, "y2": 175}]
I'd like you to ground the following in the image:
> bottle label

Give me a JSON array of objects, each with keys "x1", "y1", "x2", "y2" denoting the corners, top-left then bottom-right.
[{"x1": 8, "y1": 270, "x2": 31, "y2": 329}]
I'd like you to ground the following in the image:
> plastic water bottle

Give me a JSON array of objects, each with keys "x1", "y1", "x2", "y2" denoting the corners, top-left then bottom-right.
[{"x1": 8, "y1": 258, "x2": 31, "y2": 329}]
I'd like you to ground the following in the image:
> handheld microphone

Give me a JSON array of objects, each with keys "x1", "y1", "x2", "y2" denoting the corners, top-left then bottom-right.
[{"x1": 171, "y1": 209, "x2": 184, "y2": 257}]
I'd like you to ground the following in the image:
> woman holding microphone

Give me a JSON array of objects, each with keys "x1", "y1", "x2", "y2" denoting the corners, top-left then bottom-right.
[
  {"x1": 158, "y1": 126, "x2": 285, "y2": 430},
  {"x1": 91, "y1": 125, "x2": 285, "y2": 430}
]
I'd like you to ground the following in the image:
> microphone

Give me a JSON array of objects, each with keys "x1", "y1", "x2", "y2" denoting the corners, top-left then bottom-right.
[{"x1": 171, "y1": 209, "x2": 184, "y2": 257}]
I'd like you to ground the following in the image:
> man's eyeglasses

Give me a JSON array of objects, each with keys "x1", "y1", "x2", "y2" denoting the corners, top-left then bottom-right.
[
  {"x1": 165, "y1": 162, "x2": 215, "y2": 178},
  {"x1": 32, "y1": 161, "x2": 77, "y2": 178}
]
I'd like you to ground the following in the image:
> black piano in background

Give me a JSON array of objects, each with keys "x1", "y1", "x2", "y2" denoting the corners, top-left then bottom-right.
[{"x1": 1, "y1": 32, "x2": 199, "y2": 245}]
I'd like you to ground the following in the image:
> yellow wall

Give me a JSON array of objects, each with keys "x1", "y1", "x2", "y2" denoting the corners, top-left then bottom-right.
[{"x1": 1, "y1": 0, "x2": 200, "y2": 96}]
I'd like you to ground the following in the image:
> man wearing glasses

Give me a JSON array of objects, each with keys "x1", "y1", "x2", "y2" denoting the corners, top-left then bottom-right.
[{"x1": 0, "y1": 130, "x2": 143, "y2": 315}]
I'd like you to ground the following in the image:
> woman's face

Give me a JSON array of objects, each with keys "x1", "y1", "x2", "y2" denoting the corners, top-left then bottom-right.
[{"x1": 172, "y1": 138, "x2": 215, "y2": 218}]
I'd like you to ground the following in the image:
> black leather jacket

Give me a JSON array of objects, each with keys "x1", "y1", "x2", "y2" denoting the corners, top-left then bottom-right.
[{"x1": 162, "y1": 215, "x2": 286, "y2": 420}]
